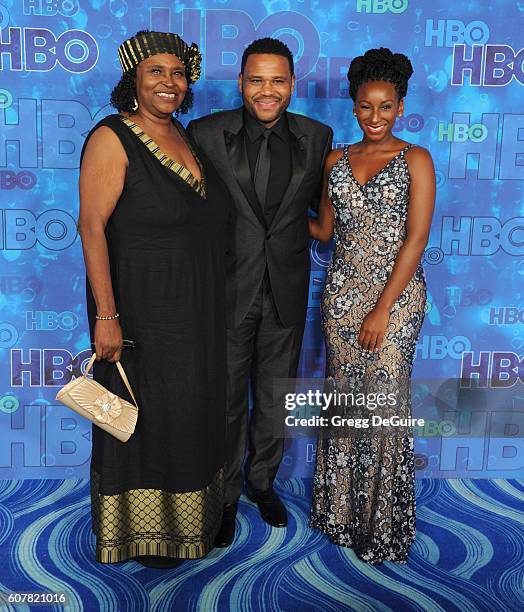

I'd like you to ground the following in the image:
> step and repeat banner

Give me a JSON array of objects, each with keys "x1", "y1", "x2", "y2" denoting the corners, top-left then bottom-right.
[{"x1": 1, "y1": 0, "x2": 523, "y2": 480}]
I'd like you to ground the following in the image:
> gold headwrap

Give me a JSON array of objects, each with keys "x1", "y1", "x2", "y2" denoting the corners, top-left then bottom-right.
[{"x1": 118, "y1": 30, "x2": 202, "y2": 83}]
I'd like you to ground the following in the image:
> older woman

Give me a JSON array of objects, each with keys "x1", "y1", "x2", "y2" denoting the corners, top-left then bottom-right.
[{"x1": 78, "y1": 30, "x2": 227, "y2": 569}]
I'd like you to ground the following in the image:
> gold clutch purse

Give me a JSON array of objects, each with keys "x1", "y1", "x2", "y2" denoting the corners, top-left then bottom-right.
[{"x1": 55, "y1": 353, "x2": 138, "y2": 443}]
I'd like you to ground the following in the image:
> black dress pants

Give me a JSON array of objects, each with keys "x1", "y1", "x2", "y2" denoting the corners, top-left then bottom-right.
[{"x1": 225, "y1": 277, "x2": 304, "y2": 503}]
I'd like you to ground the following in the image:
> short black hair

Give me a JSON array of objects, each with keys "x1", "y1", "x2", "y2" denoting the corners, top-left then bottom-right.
[
  {"x1": 347, "y1": 47, "x2": 413, "y2": 101},
  {"x1": 241, "y1": 37, "x2": 294, "y2": 75},
  {"x1": 110, "y1": 63, "x2": 194, "y2": 116}
]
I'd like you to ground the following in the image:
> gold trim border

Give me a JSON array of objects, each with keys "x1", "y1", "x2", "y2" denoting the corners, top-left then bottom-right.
[
  {"x1": 91, "y1": 467, "x2": 224, "y2": 564},
  {"x1": 120, "y1": 116, "x2": 206, "y2": 198}
]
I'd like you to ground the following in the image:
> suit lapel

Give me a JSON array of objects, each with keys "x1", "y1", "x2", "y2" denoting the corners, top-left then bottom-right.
[
  {"x1": 270, "y1": 113, "x2": 309, "y2": 229},
  {"x1": 222, "y1": 109, "x2": 267, "y2": 229}
]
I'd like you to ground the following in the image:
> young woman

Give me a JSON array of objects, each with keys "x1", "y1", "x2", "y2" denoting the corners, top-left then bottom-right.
[{"x1": 309, "y1": 48, "x2": 435, "y2": 564}]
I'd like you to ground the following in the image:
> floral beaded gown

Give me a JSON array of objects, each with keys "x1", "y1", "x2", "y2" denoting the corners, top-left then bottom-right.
[{"x1": 310, "y1": 144, "x2": 426, "y2": 564}]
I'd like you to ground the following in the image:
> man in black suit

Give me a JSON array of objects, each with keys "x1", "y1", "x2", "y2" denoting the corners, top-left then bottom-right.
[{"x1": 187, "y1": 38, "x2": 332, "y2": 546}]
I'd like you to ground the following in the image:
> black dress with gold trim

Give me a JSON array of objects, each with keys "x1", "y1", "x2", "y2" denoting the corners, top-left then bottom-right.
[{"x1": 82, "y1": 114, "x2": 228, "y2": 563}]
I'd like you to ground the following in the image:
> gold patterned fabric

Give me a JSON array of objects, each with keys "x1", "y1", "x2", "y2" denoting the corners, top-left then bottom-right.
[
  {"x1": 117, "y1": 30, "x2": 202, "y2": 83},
  {"x1": 90, "y1": 468, "x2": 224, "y2": 563},
  {"x1": 120, "y1": 116, "x2": 207, "y2": 198}
]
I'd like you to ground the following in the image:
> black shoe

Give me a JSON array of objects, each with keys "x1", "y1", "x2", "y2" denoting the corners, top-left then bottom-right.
[
  {"x1": 246, "y1": 487, "x2": 288, "y2": 527},
  {"x1": 135, "y1": 556, "x2": 184, "y2": 569},
  {"x1": 214, "y1": 502, "x2": 238, "y2": 548}
]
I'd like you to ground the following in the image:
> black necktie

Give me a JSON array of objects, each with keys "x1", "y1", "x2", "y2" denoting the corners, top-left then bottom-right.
[{"x1": 254, "y1": 131, "x2": 271, "y2": 209}]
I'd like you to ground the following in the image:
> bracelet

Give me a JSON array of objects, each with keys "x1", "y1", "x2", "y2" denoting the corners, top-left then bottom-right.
[{"x1": 95, "y1": 312, "x2": 120, "y2": 320}]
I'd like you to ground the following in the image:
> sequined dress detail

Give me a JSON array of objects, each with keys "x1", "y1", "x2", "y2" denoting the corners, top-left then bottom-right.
[{"x1": 310, "y1": 145, "x2": 426, "y2": 564}]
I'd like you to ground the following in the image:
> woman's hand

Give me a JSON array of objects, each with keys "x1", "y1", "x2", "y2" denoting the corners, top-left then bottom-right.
[
  {"x1": 358, "y1": 304, "x2": 390, "y2": 351},
  {"x1": 94, "y1": 319, "x2": 123, "y2": 362}
]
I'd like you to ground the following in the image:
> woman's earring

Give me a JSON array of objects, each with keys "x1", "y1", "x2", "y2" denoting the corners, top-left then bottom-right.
[{"x1": 131, "y1": 97, "x2": 139, "y2": 111}]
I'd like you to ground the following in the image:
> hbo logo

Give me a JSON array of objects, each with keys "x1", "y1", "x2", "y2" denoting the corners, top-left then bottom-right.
[
  {"x1": 438, "y1": 123, "x2": 488, "y2": 142},
  {"x1": 356, "y1": 0, "x2": 408, "y2": 13},
  {"x1": 416, "y1": 335, "x2": 471, "y2": 360},
  {"x1": 393, "y1": 114, "x2": 424, "y2": 133},
  {"x1": 23, "y1": 0, "x2": 79, "y2": 16},
  {"x1": 26, "y1": 311, "x2": 79, "y2": 331},
  {"x1": 489, "y1": 307, "x2": 524, "y2": 325},
  {"x1": 0, "y1": 209, "x2": 77, "y2": 251},
  {"x1": 413, "y1": 420, "x2": 457, "y2": 438},
  {"x1": 0, "y1": 27, "x2": 98, "y2": 73},
  {"x1": 0, "y1": 171, "x2": 37, "y2": 190},
  {"x1": 425, "y1": 19, "x2": 490, "y2": 47}
]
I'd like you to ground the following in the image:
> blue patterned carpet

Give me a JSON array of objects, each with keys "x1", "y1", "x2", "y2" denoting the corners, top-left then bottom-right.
[{"x1": 0, "y1": 478, "x2": 523, "y2": 612}]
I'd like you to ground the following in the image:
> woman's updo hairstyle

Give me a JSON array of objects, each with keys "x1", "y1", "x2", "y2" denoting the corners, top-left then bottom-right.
[{"x1": 348, "y1": 47, "x2": 413, "y2": 101}]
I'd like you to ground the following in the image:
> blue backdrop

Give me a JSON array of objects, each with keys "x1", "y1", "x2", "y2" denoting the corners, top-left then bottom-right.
[{"x1": 1, "y1": 0, "x2": 523, "y2": 480}]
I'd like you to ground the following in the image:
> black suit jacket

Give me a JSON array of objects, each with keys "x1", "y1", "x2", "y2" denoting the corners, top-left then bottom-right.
[{"x1": 187, "y1": 108, "x2": 333, "y2": 328}]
